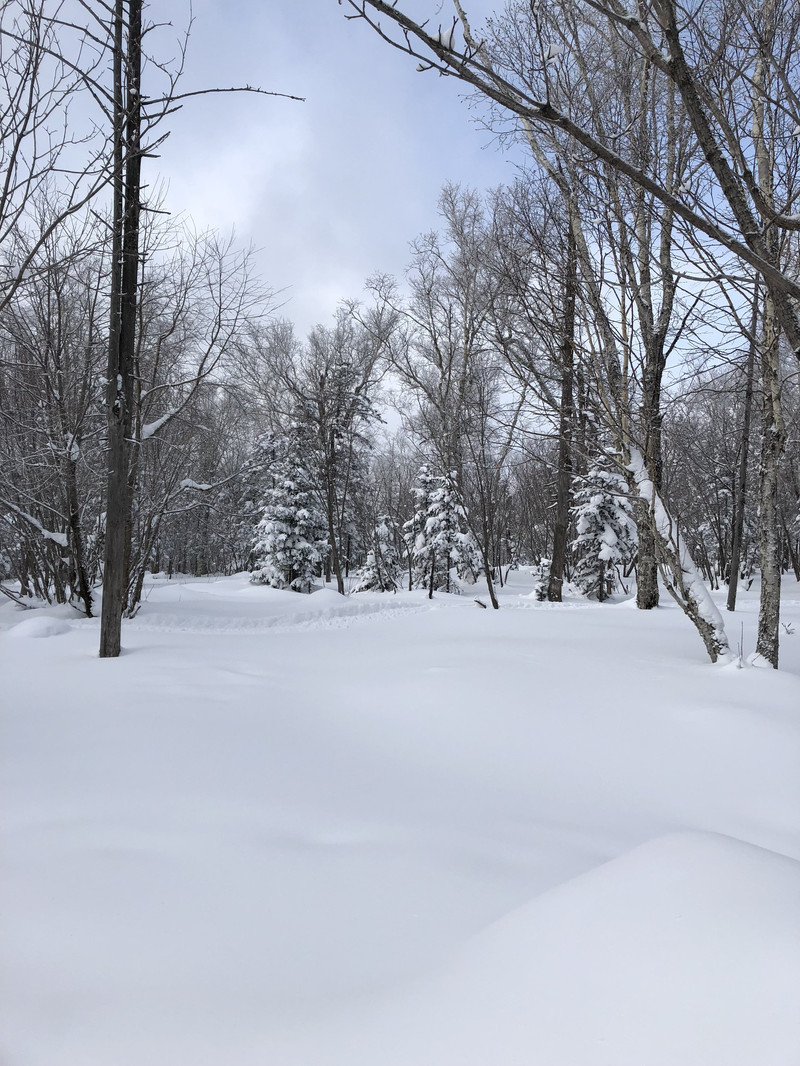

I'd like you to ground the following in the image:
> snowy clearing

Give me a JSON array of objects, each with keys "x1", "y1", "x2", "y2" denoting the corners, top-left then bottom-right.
[{"x1": 1, "y1": 570, "x2": 799, "y2": 1065}]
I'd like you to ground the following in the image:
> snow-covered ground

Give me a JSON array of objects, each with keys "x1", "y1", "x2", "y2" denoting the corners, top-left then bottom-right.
[{"x1": 2, "y1": 571, "x2": 799, "y2": 1065}]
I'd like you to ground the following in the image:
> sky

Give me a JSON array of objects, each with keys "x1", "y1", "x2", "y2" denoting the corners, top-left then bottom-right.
[{"x1": 153, "y1": 0, "x2": 524, "y2": 335}]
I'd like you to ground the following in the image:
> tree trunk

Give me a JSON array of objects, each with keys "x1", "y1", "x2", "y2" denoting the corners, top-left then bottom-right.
[
  {"x1": 480, "y1": 543, "x2": 499, "y2": 609},
  {"x1": 548, "y1": 224, "x2": 576, "y2": 602},
  {"x1": 635, "y1": 501, "x2": 659, "y2": 609},
  {"x1": 63, "y1": 451, "x2": 93, "y2": 616},
  {"x1": 784, "y1": 517, "x2": 800, "y2": 582},
  {"x1": 727, "y1": 283, "x2": 758, "y2": 612},
  {"x1": 326, "y1": 499, "x2": 344, "y2": 594},
  {"x1": 100, "y1": 0, "x2": 132, "y2": 658},
  {"x1": 752, "y1": 16, "x2": 785, "y2": 668},
  {"x1": 629, "y1": 450, "x2": 730, "y2": 663},
  {"x1": 755, "y1": 292, "x2": 784, "y2": 667},
  {"x1": 636, "y1": 352, "x2": 666, "y2": 609}
]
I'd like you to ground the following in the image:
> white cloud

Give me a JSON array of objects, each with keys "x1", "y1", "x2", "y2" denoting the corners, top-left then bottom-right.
[{"x1": 152, "y1": 0, "x2": 521, "y2": 333}]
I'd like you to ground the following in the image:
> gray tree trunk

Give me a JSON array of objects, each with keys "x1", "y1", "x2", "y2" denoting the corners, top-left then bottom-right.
[
  {"x1": 727, "y1": 284, "x2": 758, "y2": 612},
  {"x1": 752, "y1": 13, "x2": 785, "y2": 668},
  {"x1": 755, "y1": 293, "x2": 784, "y2": 667},
  {"x1": 100, "y1": 0, "x2": 142, "y2": 657},
  {"x1": 548, "y1": 224, "x2": 576, "y2": 602}
]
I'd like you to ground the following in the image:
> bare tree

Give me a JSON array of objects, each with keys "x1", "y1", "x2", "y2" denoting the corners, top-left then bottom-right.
[
  {"x1": 372, "y1": 186, "x2": 529, "y2": 607},
  {"x1": 97, "y1": 1, "x2": 302, "y2": 656},
  {"x1": 0, "y1": 1, "x2": 110, "y2": 313},
  {"x1": 344, "y1": 0, "x2": 800, "y2": 360},
  {"x1": 0, "y1": 216, "x2": 108, "y2": 613},
  {"x1": 344, "y1": 0, "x2": 800, "y2": 661},
  {"x1": 120, "y1": 226, "x2": 267, "y2": 614}
]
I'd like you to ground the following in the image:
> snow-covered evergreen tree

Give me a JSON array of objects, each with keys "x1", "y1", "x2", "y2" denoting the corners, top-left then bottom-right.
[
  {"x1": 570, "y1": 466, "x2": 637, "y2": 601},
  {"x1": 502, "y1": 530, "x2": 520, "y2": 571},
  {"x1": 532, "y1": 558, "x2": 551, "y2": 601},
  {"x1": 250, "y1": 435, "x2": 329, "y2": 593},
  {"x1": 406, "y1": 467, "x2": 479, "y2": 597},
  {"x1": 352, "y1": 515, "x2": 401, "y2": 592},
  {"x1": 430, "y1": 474, "x2": 482, "y2": 588},
  {"x1": 402, "y1": 464, "x2": 436, "y2": 590}
]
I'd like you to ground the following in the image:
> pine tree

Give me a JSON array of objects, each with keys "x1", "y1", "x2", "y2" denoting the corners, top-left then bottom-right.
[
  {"x1": 402, "y1": 464, "x2": 437, "y2": 590},
  {"x1": 570, "y1": 466, "x2": 637, "y2": 601},
  {"x1": 352, "y1": 515, "x2": 401, "y2": 592},
  {"x1": 251, "y1": 435, "x2": 328, "y2": 593},
  {"x1": 406, "y1": 467, "x2": 479, "y2": 597},
  {"x1": 532, "y1": 558, "x2": 551, "y2": 601}
]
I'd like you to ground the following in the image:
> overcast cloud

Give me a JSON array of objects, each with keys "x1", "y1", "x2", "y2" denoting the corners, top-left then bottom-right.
[{"x1": 153, "y1": 1, "x2": 522, "y2": 334}]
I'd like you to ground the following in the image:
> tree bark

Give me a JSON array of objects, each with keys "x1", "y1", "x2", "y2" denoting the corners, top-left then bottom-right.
[
  {"x1": 727, "y1": 283, "x2": 758, "y2": 612},
  {"x1": 755, "y1": 292, "x2": 784, "y2": 667},
  {"x1": 100, "y1": 0, "x2": 143, "y2": 657},
  {"x1": 479, "y1": 542, "x2": 499, "y2": 608},
  {"x1": 326, "y1": 491, "x2": 345, "y2": 594},
  {"x1": 547, "y1": 224, "x2": 576, "y2": 602},
  {"x1": 636, "y1": 356, "x2": 665, "y2": 609},
  {"x1": 64, "y1": 451, "x2": 93, "y2": 616},
  {"x1": 629, "y1": 450, "x2": 731, "y2": 663},
  {"x1": 751, "y1": 5, "x2": 785, "y2": 667}
]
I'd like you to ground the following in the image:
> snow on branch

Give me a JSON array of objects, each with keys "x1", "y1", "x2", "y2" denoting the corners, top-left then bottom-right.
[
  {"x1": 628, "y1": 449, "x2": 730, "y2": 663},
  {"x1": 1, "y1": 499, "x2": 68, "y2": 548},
  {"x1": 141, "y1": 409, "x2": 180, "y2": 440}
]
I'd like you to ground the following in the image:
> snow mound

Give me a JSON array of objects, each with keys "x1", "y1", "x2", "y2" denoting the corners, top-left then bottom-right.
[
  {"x1": 7, "y1": 616, "x2": 71, "y2": 639},
  {"x1": 310, "y1": 587, "x2": 348, "y2": 604},
  {"x1": 364, "y1": 831, "x2": 800, "y2": 1066}
]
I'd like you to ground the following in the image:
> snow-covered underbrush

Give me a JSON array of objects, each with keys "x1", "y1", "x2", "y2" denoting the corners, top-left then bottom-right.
[{"x1": 1, "y1": 571, "x2": 799, "y2": 1065}]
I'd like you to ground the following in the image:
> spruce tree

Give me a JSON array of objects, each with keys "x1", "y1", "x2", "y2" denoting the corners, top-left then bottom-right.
[
  {"x1": 570, "y1": 466, "x2": 637, "y2": 601},
  {"x1": 352, "y1": 515, "x2": 401, "y2": 592},
  {"x1": 406, "y1": 467, "x2": 479, "y2": 597},
  {"x1": 402, "y1": 464, "x2": 437, "y2": 591},
  {"x1": 251, "y1": 434, "x2": 328, "y2": 593}
]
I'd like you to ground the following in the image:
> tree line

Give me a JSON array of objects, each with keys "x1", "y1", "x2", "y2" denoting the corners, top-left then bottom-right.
[{"x1": 0, "y1": 0, "x2": 798, "y2": 667}]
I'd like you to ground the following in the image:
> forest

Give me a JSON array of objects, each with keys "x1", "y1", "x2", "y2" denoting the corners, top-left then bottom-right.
[{"x1": 1, "y1": 0, "x2": 799, "y2": 668}]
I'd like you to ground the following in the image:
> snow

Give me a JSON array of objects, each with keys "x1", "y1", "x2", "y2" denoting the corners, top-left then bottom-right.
[
  {"x1": 347, "y1": 831, "x2": 800, "y2": 1066},
  {"x1": 1, "y1": 501, "x2": 69, "y2": 548},
  {"x1": 7, "y1": 615, "x2": 71, "y2": 638},
  {"x1": 141, "y1": 409, "x2": 178, "y2": 440},
  {"x1": 66, "y1": 432, "x2": 80, "y2": 462},
  {"x1": 1, "y1": 570, "x2": 799, "y2": 1065},
  {"x1": 436, "y1": 22, "x2": 457, "y2": 50}
]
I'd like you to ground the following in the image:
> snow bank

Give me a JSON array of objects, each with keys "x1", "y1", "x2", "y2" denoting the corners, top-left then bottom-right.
[
  {"x1": 6, "y1": 616, "x2": 71, "y2": 639},
  {"x1": 354, "y1": 831, "x2": 800, "y2": 1066}
]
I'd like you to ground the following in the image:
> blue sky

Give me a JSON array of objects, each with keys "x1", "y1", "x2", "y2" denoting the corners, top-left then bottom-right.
[{"x1": 155, "y1": 0, "x2": 523, "y2": 333}]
